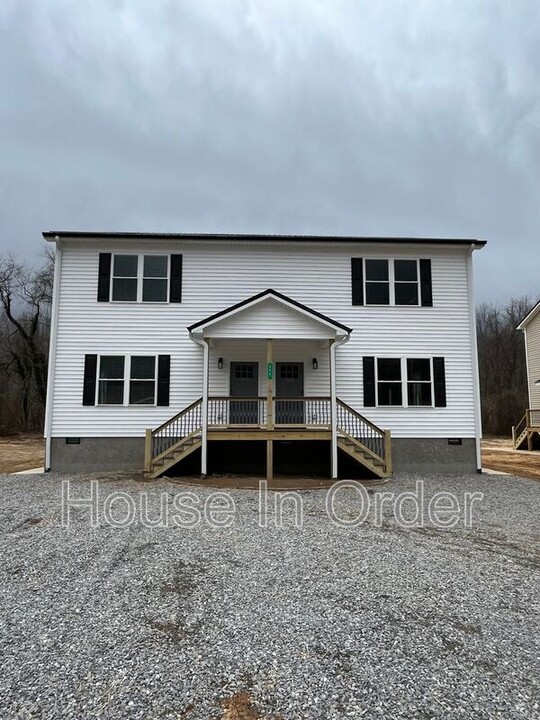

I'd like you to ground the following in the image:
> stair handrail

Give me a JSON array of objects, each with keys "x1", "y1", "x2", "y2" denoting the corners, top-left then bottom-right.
[
  {"x1": 512, "y1": 410, "x2": 528, "y2": 448},
  {"x1": 336, "y1": 399, "x2": 387, "y2": 461},
  {"x1": 147, "y1": 398, "x2": 203, "y2": 466}
]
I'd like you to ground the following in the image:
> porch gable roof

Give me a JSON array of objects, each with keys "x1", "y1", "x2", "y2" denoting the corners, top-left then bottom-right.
[{"x1": 187, "y1": 289, "x2": 352, "y2": 337}]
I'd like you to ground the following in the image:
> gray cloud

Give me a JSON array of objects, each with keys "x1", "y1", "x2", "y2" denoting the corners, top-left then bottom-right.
[{"x1": 1, "y1": 0, "x2": 539, "y2": 301}]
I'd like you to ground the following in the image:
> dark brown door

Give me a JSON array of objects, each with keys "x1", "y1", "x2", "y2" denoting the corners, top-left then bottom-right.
[
  {"x1": 230, "y1": 362, "x2": 259, "y2": 424},
  {"x1": 275, "y1": 363, "x2": 304, "y2": 424}
]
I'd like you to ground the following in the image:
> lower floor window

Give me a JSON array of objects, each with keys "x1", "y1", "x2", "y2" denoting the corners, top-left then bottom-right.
[
  {"x1": 98, "y1": 355, "x2": 157, "y2": 405},
  {"x1": 376, "y1": 357, "x2": 435, "y2": 407}
]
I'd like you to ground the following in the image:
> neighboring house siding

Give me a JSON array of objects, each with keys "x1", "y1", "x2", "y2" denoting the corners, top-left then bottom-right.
[
  {"x1": 51, "y1": 240, "x2": 476, "y2": 439},
  {"x1": 525, "y1": 315, "x2": 540, "y2": 408}
]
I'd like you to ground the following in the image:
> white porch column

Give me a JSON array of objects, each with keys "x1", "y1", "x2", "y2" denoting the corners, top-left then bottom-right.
[
  {"x1": 330, "y1": 340, "x2": 338, "y2": 479},
  {"x1": 201, "y1": 339, "x2": 209, "y2": 476}
]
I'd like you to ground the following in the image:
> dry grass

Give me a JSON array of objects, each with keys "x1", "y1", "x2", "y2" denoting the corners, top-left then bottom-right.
[
  {"x1": 482, "y1": 437, "x2": 540, "y2": 481},
  {"x1": 0, "y1": 434, "x2": 44, "y2": 473}
]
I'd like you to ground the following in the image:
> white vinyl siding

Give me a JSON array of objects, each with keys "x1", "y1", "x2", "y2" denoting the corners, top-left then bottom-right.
[
  {"x1": 525, "y1": 316, "x2": 540, "y2": 409},
  {"x1": 50, "y1": 239, "x2": 477, "y2": 438}
]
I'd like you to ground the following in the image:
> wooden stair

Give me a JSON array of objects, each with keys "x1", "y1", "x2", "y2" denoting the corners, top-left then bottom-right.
[
  {"x1": 512, "y1": 409, "x2": 540, "y2": 450},
  {"x1": 146, "y1": 434, "x2": 202, "y2": 480},
  {"x1": 337, "y1": 436, "x2": 388, "y2": 478},
  {"x1": 336, "y1": 400, "x2": 392, "y2": 479},
  {"x1": 145, "y1": 399, "x2": 203, "y2": 479}
]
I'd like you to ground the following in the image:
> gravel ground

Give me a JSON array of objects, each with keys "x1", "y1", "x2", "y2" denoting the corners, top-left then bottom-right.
[{"x1": 0, "y1": 472, "x2": 539, "y2": 720}]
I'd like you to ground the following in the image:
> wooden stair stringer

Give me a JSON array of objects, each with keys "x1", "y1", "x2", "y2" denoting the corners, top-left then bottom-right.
[
  {"x1": 148, "y1": 438, "x2": 202, "y2": 479},
  {"x1": 337, "y1": 436, "x2": 387, "y2": 479}
]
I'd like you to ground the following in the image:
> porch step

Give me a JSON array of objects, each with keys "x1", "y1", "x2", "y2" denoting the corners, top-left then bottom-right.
[
  {"x1": 337, "y1": 437, "x2": 389, "y2": 479},
  {"x1": 514, "y1": 429, "x2": 529, "y2": 450},
  {"x1": 147, "y1": 437, "x2": 202, "y2": 479}
]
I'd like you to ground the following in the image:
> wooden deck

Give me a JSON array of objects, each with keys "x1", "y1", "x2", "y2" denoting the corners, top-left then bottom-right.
[{"x1": 145, "y1": 395, "x2": 391, "y2": 481}]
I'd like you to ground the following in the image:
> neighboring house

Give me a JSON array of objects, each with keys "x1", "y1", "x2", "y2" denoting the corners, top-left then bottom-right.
[
  {"x1": 43, "y1": 232, "x2": 485, "y2": 480},
  {"x1": 514, "y1": 301, "x2": 540, "y2": 449}
]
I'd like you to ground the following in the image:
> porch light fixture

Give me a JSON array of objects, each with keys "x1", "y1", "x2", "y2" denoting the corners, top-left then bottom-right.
[
  {"x1": 312, "y1": 358, "x2": 318, "y2": 370},
  {"x1": 218, "y1": 357, "x2": 224, "y2": 370}
]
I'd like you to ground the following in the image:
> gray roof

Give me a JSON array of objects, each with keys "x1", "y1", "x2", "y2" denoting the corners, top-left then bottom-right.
[{"x1": 42, "y1": 230, "x2": 486, "y2": 247}]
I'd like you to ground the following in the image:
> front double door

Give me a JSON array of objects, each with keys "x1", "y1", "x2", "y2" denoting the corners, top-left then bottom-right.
[
  {"x1": 229, "y1": 361, "x2": 305, "y2": 425},
  {"x1": 275, "y1": 362, "x2": 304, "y2": 424}
]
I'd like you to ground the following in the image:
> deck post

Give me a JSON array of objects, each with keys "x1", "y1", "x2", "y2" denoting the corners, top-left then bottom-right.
[
  {"x1": 384, "y1": 429, "x2": 392, "y2": 476},
  {"x1": 144, "y1": 429, "x2": 152, "y2": 473},
  {"x1": 266, "y1": 439, "x2": 273, "y2": 482}
]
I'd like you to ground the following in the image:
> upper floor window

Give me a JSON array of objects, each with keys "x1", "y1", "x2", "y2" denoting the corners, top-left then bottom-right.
[
  {"x1": 351, "y1": 258, "x2": 432, "y2": 307},
  {"x1": 98, "y1": 253, "x2": 183, "y2": 303},
  {"x1": 112, "y1": 255, "x2": 168, "y2": 302}
]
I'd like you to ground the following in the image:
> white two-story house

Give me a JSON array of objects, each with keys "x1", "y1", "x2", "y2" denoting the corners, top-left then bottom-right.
[{"x1": 43, "y1": 232, "x2": 485, "y2": 480}]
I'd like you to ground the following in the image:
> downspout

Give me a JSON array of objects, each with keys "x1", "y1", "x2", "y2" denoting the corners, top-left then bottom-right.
[
  {"x1": 189, "y1": 332, "x2": 209, "y2": 476},
  {"x1": 467, "y1": 244, "x2": 483, "y2": 473},
  {"x1": 330, "y1": 332, "x2": 351, "y2": 479},
  {"x1": 44, "y1": 237, "x2": 63, "y2": 472}
]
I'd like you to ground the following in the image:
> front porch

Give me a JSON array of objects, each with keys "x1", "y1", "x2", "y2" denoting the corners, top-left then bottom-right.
[
  {"x1": 145, "y1": 394, "x2": 391, "y2": 480},
  {"x1": 144, "y1": 289, "x2": 392, "y2": 481}
]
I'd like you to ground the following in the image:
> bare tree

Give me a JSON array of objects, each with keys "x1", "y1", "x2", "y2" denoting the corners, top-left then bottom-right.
[
  {"x1": 0, "y1": 249, "x2": 53, "y2": 433},
  {"x1": 476, "y1": 297, "x2": 535, "y2": 437}
]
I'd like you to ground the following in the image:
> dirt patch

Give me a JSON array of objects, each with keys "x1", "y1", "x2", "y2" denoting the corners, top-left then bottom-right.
[
  {"x1": 0, "y1": 434, "x2": 44, "y2": 474},
  {"x1": 482, "y1": 437, "x2": 540, "y2": 481},
  {"x1": 218, "y1": 693, "x2": 284, "y2": 720}
]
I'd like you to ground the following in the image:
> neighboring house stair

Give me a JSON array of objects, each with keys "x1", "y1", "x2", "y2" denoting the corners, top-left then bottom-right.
[{"x1": 512, "y1": 409, "x2": 540, "y2": 450}]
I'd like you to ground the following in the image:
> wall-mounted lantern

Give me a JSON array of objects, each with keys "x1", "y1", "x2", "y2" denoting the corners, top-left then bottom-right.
[
  {"x1": 218, "y1": 357, "x2": 224, "y2": 370},
  {"x1": 312, "y1": 358, "x2": 318, "y2": 370}
]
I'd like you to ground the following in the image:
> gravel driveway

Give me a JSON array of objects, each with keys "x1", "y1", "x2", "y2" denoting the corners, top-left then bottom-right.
[{"x1": 0, "y1": 472, "x2": 538, "y2": 719}]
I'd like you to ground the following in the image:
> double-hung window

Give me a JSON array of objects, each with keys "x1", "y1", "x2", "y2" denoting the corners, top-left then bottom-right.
[
  {"x1": 129, "y1": 356, "x2": 157, "y2": 405},
  {"x1": 98, "y1": 253, "x2": 182, "y2": 303},
  {"x1": 83, "y1": 354, "x2": 170, "y2": 407},
  {"x1": 351, "y1": 258, "x2": 432, "y2": 306},
  {"x1": 406, "y1": 358, "x2": 432, "y2": 406},
  {"x1": 111, "y1": 255, "x2": 169, "y2": 302},
  {"x1": 98, "y1": 356, "x2": 125, "y2": 405},
  {"x1": 96, "y1": 355, "x2": 157, "y2": 405},
  {"x1": 376, "y1": 358, "x2": 402, "y2": 406},
  {"x1": 364, "y1": 356, "x2": 446, "y2": 408}
]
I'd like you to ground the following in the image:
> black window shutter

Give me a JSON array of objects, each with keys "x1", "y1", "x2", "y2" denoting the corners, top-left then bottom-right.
[
  {"x1": 420, "y1": 259, "x2": 433, "y2": 307},
  {"x1": 363, "y1": 356, "x2": 376, "y2": 407},
  {"x1": 169, "y1": 255, "x2": 183, "y2": 303},
  {"x1": 157, "y1": 355, "x2": 171, "y2": 406},
  {"x1": 433, "y1": 357, "x2": 446, "y2": 407},
  {"x1": 351, "y1": 258, "x2": 364, "y2": 306},
  {"x1": 97, "y1": 253, "x2": 111, "y2": 302},
  {"x1": 82, "y1": 355, "x2": 97, "y2": 406}
]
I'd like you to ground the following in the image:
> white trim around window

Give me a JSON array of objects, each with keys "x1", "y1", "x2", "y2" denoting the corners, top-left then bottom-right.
[
  {"x1": 97, "y1": 354, "x2": 159, "y2": 406},
  {"x1": 375, "y1": 356, "x2": 435, "y2": 407},
  {"x1": 110, "y1": 254, "x2": 170, "y2": 303},
  {"x1": 364, "y1": 258, "x2": 421, "y2": 306}
]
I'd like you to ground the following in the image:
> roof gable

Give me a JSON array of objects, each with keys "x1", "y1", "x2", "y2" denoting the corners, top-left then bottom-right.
[
  {"x1": 517, "y1": 299, "x2": 540, "y2": 330},
  {"x1": 188, "y1": 289, "x2": 352, "y2": 339}
]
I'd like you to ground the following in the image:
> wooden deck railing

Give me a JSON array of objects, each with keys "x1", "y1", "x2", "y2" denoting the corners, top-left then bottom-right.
[
  {"x1": 145, "y1": 396, "x2": 391, "y2": 474},
  {"x1": 147, "y1": 398, "x2": 203, "y2": 463},
  {"x1": 207, "y1": 396, "x2": 332, "y2": 427},
  {"x1": 336, "y1": 398, "x2": 388, "y2": 461}
]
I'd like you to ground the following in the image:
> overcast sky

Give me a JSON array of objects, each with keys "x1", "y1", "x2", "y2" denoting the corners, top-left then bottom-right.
[{"x1": 1, "y1": 0, "x2": 539, "y2": 303}]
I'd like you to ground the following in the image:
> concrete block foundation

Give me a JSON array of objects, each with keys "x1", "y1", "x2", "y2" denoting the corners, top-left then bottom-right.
[{"x1": 50, "y1": 436, "x2": 479, "y2": 475}]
